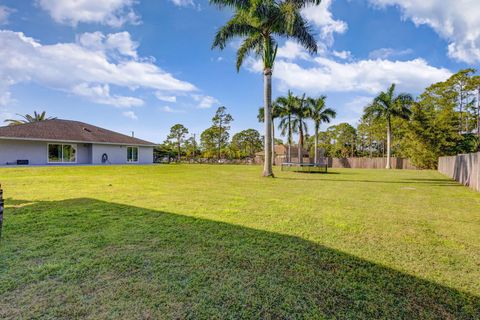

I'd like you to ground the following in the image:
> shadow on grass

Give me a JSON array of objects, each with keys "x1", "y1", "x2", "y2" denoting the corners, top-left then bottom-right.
[{"x1": 1, "y1": 198, "x2": 478, "y2": 319}]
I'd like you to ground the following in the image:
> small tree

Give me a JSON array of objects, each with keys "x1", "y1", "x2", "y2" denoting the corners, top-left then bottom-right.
[
  {"x1": 232, "y1": 129, "x2": 263, "y2": 158},
  {"x1": 211, "y1": 106, "x2": 233, "y2": 159},
  {"x1": 166, "y1": 124, "x2": 189, "y2": 162},
  {"x1": 201, "y1": 126, "x2": 230, "y2": 159}
]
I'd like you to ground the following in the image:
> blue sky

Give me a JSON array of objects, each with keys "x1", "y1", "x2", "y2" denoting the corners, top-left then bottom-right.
[{"x1": 0, "y1": 0, "x2": 478, "y2": 143}]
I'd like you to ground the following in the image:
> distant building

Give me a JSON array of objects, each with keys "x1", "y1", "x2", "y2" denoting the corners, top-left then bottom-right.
[{"x1": 0, "y1": 119, "x2": 156, "y2": 165}]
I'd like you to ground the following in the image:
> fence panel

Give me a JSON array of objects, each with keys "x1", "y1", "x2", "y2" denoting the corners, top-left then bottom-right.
[
  {"x1": 326, "y1": 157, "x2": 416, "y2": 169},
  {"x1": 438, "y1": 153, "x2": 480, "y2": 191}
]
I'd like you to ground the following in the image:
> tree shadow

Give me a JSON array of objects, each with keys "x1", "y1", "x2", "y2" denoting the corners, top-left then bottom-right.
[{"x1": 0, "y1": 198, "x2": 478, "y2": 319}]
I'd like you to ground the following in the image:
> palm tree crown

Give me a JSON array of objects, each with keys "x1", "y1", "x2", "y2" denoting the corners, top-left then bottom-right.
[
  {"x1": 364, "y1": 84, "x2": 413, "y2": 122},
  {"x1": 211, "y1": 0, "x2": 320, "y2": 72},
  {"x1": 5, "y1": 111, "x2": 56, "y2": 126}
]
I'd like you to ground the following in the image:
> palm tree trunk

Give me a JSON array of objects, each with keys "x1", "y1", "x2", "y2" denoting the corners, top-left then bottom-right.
[
  {"x1": 263, "y1": 69, "x2": 274, "y2": 177},
  {"x1": 217, "y1": 123, "x2": 222, "y2": 160},
  {"x1": 298, "y1": 125, "x2": 303, "y2": 164},
  {"x1": 314, "y1": 123, "x2": 319, "y2": 164},
  {"x1": 386, "y1": 118, "x2": 392, "y2": 169},
  {"x1": 272, "y1": 119, "x2": 275, "y2": 166},
  {"x1": 288, "y1": 116, "x2": 292, "y2": 163}
]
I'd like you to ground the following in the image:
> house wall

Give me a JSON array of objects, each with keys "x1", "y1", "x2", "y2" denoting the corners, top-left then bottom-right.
[
  {"x1": 0, "y1": 140, "x2": 47, "y2": 165},
  {"x1": 0, "y1": 139, "x2": 152, "y2": 165},
  {"x1": 0, "y1": 140, "x2": 92, "y2": 165},
  {"x1": 91, "y1": 144, "x2": 153, "y2": 164}
]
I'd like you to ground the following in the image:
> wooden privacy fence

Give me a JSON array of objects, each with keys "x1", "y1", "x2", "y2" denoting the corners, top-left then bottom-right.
[
  {"x1": 438, "y1": 152, "x2": 480, "y2": 192},
  {"x1": 326, "y1": 157, "x2": 417, "y2": 169}
]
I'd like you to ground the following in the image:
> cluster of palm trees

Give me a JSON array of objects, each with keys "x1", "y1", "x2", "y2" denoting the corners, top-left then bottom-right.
[{"x1": 258, "y1": 91, "x2": 336, "y2": 165}]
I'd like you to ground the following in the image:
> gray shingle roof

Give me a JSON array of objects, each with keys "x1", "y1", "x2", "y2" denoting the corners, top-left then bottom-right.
[{"x1": 0, "y1": 119, "x2": 156, "y2": 146}]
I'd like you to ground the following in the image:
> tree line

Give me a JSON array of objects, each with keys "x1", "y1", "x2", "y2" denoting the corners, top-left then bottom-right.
[
  {"x1": 317, "y1": 69, "x2": 479, "y2": 169},
  {"x1": 157, "y1": 68, "x2": 480, "y2": 170},
  {"x1": 156, "y1": 106, "x2": 263, "y2": 162},
  {"x1": 156, "y1": 92, "x2": 336, "y2": 163}
]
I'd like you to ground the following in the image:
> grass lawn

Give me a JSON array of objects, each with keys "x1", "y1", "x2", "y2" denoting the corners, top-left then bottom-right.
[{"x1": 0, "y1": 165, "x2": 479, "y2": 319}]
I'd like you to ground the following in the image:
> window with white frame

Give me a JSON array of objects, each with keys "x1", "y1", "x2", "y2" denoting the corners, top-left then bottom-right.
[
  {"x1": 48, "y1": 144, "x2": 77, "y2": 163},
  {"x1": 127, "y1": 146, "x2": 138, "y2": 162}
]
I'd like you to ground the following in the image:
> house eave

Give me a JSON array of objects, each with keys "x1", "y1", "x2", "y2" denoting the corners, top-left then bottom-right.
[{"x1": 0, "y1": 136, "x2": 157, "y2": 147}]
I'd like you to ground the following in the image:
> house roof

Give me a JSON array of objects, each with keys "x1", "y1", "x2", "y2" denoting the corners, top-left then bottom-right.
[{"x1": 0, "y1": 119, "x2": 156, "y2": 146}]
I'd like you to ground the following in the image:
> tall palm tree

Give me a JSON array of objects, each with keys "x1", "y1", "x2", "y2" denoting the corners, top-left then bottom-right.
[
  {"x1": 307, "y1": 96, "x2": 336, "y2": 163},
  {"x1": 4, "y1": 111, "x2": 56, "y2": 126},
  {"x1": 211, "y1": 0, "x2": 320, "y2": 177},
  {"x1": 291, "y1": 94, "x2": 309, "y2": 164},
  {"x1": 364, "y1": 84, "x2": 413, "y2": 169},
  {"x1": 277, "y1": 91, "x2": 298, "y2": 162},
  {"x1": 258, "y1": 101, "x2": 281, "y2": 165}
]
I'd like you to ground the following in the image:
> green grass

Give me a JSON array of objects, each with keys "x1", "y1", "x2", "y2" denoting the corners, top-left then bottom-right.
[{"x1": 0, "y1": 165, "x2": 479, "y2": 319}]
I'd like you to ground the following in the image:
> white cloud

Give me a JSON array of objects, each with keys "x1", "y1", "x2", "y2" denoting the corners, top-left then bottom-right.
[
  {"x1": 37, "y1": 0, "x2": 140, "y2": 27},
  {"x1": 277, "y1": 41, "x2": 310, "y2": 60},
  {"x1": 332, "y1": 50, "x2": 352, "y2": 60},
  {"x1": 122, "y1": 110, "x2": 138, "y2": 120},
  {"x1": 169, "y1": 0, "x2": 195, "y2": 7},
  {"x1": 0, "y1": 30, "x2": 197, "y2": 108},
  {"x1": 345, "y1": 96, "x2": 374, "y2": 115},
  {"x1": 247, "y1": 56, "x2": 451, "y2": 95},
  {"x1": 369, "y1": 48, "x2": 413, "y2": 60},
  {"x1": 369, "y1": 0, "x2": 480, "y2": 63},
  {"x1": 77, "y1": 31, "x2": 138, "y2": 58},
  {"x1": 302, "y1": 0, "x2": 347, "y2": 45},
  {"x1": 192, "y1": 94, "x2": 220, "y2": 109},
  {"x1": 161, "y1": 106, "x2": 185, "y2": 113},
  {"x1": 72, "y1": 83, "x2": 144, "y2": 107},
  {"x1": 155, "y1": 93, "x2": 177, "y2": 103},
  {"x1": 0, "y1": 5, "x2": 14, "y2": 25}
]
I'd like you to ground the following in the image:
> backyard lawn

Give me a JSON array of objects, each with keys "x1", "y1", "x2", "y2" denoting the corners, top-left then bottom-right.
[{"x1": 0, "y1": 164, "x2": 479, "y2": 319}]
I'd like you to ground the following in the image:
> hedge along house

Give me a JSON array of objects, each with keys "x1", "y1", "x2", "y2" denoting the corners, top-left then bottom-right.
[{"x1": 0, "y1": 119, "x2": 156, "y2": 165}]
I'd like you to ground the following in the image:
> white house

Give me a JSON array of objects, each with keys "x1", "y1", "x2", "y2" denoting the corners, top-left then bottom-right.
[{"x1": 0, "y1": 119, "x2": 156, "y2": 165}]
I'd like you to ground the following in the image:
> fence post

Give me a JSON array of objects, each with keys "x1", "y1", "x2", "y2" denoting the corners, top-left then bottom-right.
[{"x1": 0, "y1": 184, "x2": 3, "y2": 239}]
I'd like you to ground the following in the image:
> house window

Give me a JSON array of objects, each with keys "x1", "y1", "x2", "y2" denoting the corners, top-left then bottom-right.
[
  {"x1": 48, "y1": 144, "x2": 77, "y2": 163},
  {"x1": 127, "y1": 146, "x2": 138, "y2": 162}
]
